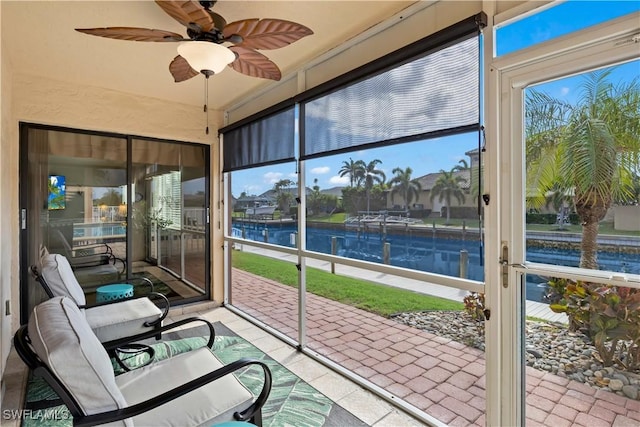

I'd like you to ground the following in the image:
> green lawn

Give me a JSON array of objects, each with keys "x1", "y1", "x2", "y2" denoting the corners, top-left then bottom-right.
[
  {"x1": 232, "y1": 250, "x2": 463, "y2": 317},
  {"x1": 307, "y1": 212, "x2": 347, "y2": 223}
]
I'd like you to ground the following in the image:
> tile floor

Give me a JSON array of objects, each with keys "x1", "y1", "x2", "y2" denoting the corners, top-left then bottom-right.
[{"x1": 0, "y1": 301, "x2": 427, "y2": 427}]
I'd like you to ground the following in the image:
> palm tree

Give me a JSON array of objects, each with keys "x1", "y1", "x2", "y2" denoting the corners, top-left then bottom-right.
[
  {"x1": 453, "y1": 158, "x2": 481, "y2": 200},
  {"x1": 389, "y1": 167, "x2": 422, "y2": 213},
  {"x1": 360, "y1": 159, "x2": 386, "y2": 213},
  {"x1": 526, "y1": 69, "x2": 640, "y2": 269},
  {"x1": 339, "y1": 158, "x2": 363, "y2": 188},
  {"x1": 430, "y1": 168, "x2": 467, "y2": 225},
  {"x1": 273, "y1": 179, "x2": 295, "y2": 214},
  {"x1": 308, "y1": 178, "x2": 323, "y2": 215},
  {"x1": 453, "y1": 159, "x2": 469, "y2": 172}
]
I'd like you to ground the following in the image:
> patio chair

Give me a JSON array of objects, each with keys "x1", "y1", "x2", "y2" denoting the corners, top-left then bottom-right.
[
  {"x1": 15, "y1": 297, "x2": 272, "y2": 427},
  {"x1": 33, "y1": 250, "x2": 170, "y2": 344},
  {"x1": 50, "y1": 228, "x2": 124, "y2": 271}
]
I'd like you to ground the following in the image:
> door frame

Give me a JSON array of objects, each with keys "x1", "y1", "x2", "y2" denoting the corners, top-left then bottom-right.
[
  {"x1": 19, "y1": 124, "x2": 213, "y2": 323},
  {"x1": 489, "y1": 13, "x2": 640, "y2": 426}
]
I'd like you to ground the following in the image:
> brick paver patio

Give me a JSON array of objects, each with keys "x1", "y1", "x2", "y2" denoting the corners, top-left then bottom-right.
[{"x1": 232, "y1": 268, "x2": 640, "y2": 426}]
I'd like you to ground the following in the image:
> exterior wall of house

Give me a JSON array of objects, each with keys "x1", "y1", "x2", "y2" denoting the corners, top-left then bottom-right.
[{"x1": 614, "y1": 205, "x2": 640, "y2": 231}]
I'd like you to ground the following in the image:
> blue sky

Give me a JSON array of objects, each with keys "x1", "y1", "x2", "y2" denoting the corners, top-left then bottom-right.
[{"x1": 231, "y1": 1, "x2": 640, "y2": 198}]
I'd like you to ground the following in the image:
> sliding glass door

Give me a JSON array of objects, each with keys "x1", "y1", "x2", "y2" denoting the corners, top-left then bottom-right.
[{"x1": 20, "y1": 124, "x2": 210, "y2": 322}]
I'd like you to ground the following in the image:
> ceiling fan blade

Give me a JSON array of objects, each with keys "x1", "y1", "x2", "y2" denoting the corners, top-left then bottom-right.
[
  {"x1": 75, "y1": 27, "x2": 186, "y2": 42},
  {"x1": 223, "y1": 18, "x2": 313, "y2": 50},
  {"x1": 155, "y1": 1, "x2": 214, "y2": 32},
  {"x1": 208, "y1": 10, "x2": 227, "y2": 31},
  {"x1": 169, "y1": 55, "x2": 199, "y2": 82},
  {"x1": 228, "y1": 46, "x2": 281, "y2": 81}
]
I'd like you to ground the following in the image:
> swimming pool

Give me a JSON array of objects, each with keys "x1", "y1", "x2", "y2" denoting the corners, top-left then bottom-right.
[{"x1": 73, "y1": 223, "x2": 126, "y2": 238}]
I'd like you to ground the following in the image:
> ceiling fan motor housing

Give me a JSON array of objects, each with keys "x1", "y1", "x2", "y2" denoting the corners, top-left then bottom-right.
[{"x1": 186, "y1": 27, "x2": 225, "y2": 43}]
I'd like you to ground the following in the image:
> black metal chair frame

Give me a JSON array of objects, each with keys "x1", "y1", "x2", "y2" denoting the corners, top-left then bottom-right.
[
  {"x1": 14, "y1": 318, "x2": 271, "y2": 427},
  {"x1": 50, "y1": 230, "x2": 126, "y2": 274},
  {"x1": 31, "y1": 264, "x2": 171, "y2": 371}
]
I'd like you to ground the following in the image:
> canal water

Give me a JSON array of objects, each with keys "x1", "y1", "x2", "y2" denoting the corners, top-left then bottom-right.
[{"x1": 233, "y1": 222, "x2": 639, "y2": 303}]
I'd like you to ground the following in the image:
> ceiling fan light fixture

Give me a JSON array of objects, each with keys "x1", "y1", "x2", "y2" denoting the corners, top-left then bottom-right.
[{"x1": 177, "y1": 41, "x2": 235, "y2": 75}]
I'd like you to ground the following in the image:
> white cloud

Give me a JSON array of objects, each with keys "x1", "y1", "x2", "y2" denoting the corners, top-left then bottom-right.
[
  {"x1": 263, "y1": 171, "x2": 283, "y2": 184},
  {"x1": 245, "y1": 185, "x2": 262, "y2": 193},
  {"x1": 329, "y1": 175, "x2": 350, "y2": 185},
  {"x1": 560, "y1": 87, "x2": 570, "y2": 96},
  {"x1": 311, "y1": 166, "x2": 330, "y2": 174}
]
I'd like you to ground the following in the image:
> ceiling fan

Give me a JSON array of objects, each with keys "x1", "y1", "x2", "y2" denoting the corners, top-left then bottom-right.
[{"x1": 75, "y1": 0, "x2": 313, "y2": 82}]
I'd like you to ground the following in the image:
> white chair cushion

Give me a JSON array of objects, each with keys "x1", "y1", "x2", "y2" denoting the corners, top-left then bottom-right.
[
  {"x1": 116, "y1": 347, "x2": 254, "y2": 427},
  {"x1": 86, "y1": 298, "x2": 163, "y2": 342},
  {"x1": 28, "y1": 297, "x2": 131, "y2": 426},
  {"x1": 40, "y1": 253, "x2": 86, "y2": 306}
]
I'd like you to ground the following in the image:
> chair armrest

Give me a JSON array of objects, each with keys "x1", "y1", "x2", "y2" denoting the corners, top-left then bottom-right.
[
  {"x1": 72, "y1": 242, "x2": 112, "y2": 257},
  {"x1": 79, "y1": 292, "x2": 170, "y2": 327},
  {"x1": 74, "y1": 357, "x2": 272, "y2": 427},
  {"x1": 67, "y1": 253, "x2": 112, "y2": 268},
  {"x1": 109, "y1": 256, "x2": 126, "y2": 275},
  {"x1": 142, "y1": 292, "x2": 170, "y2": 327},
  {"x1": 129, "y1": 276, "x2": 155, "y2": 293},
  {"x1": 101, "y1": 316, "x2": 216, "y2": 351}
]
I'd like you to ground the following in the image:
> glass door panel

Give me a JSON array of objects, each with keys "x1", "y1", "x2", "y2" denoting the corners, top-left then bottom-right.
[
  {"x1": 521, "y1": 60, "x2": 640, "y2": 426},
  {"x1": 131, "y1": 139, "x2": 209, "y2": 301},
  {"x1": 24, "y1": 127, "x2": 127, "y2": 311},
  {"x1": 180, "y1": 145, "x2": 208, "y2": 292}
]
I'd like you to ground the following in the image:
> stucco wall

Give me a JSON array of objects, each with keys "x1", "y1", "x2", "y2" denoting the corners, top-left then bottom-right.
[
  {"x1": 14, "y1": 74, "x2": 222, "y2": 143},
  {"x1": 614, "y1": 205, "x2": 640, "y2": 231},
  {"x1": 0, "y1": 0, "x2": 10, "y2": 393}
]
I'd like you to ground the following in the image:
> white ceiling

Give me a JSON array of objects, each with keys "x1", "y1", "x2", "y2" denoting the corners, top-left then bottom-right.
[{"x1": 2, "y1": 1, "x2": 417, "y2": 111}]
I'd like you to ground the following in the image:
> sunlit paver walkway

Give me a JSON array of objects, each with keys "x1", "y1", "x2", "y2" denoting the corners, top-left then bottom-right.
[
  {"x1": 232, "y1": 269, "x2": 640, "y2": 426},
  {"x1": 235, "y1": 244, "x2": 569, "y2": 325}
]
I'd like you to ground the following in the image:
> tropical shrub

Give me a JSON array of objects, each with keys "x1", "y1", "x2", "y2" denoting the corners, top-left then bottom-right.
[
  {"x1": 547, "y1": 278, "x2": 640, "y2": 369},
  {"x1": 463, "y1": 292, "x2": 486, "y2": 337},
  {"x1": 464, "y1": 292, "x2": 486, "y2": 321}
]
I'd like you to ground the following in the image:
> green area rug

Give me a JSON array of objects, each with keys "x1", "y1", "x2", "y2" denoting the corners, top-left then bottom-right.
[{"x1": 21, "y1": 322, "x2": 366, "y2": 427}]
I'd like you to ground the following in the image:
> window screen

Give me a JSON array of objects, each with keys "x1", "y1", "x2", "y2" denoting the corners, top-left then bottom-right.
[
  {"x1": 222, "y1": 105, "x2": 295, "y2": 172},
  {"x1": 302, "y1": 35, "x2": 480, "y2": 159}
]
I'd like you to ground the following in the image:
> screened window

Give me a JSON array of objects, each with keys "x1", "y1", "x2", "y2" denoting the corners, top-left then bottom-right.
[{"x1": 302, "y1": 37, "x2": 480, "y2": 159}]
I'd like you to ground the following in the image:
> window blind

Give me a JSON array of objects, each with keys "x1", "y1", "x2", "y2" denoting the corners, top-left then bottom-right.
[
  {"x1": 300, "y1": 15, "x2": 484, "y2": 160},
  {"x1": 221, "y1": 105, "x2": 295, "y2": 172}
]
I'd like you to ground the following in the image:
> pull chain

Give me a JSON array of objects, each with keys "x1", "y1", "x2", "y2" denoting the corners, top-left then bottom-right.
[{"x1": 204, "y1": 75, "x2": 210, "y2": 135}]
